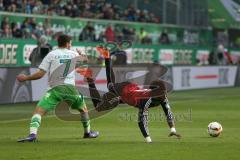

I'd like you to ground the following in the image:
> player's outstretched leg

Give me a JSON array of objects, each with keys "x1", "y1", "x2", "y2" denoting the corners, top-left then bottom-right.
[
  {"x1": 18, "y1": 107, "x2": 46, "y2": 142},
  {"x1": 78, "y1": 107, "x2": 99, "y2": 138},
  {"x1": 137, "y1": 99, "x2": 152, "y2": 143},
  {"x1": 149, "y1": 80, "x2": 181, "y2": 138}
]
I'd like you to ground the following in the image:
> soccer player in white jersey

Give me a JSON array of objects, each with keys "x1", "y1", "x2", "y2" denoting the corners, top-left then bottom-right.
[{"x1": 17, "y1": 34, "x2": 99, "y2": 142}]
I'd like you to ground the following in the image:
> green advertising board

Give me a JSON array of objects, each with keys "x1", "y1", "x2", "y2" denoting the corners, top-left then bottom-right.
[
  {"x1": 0, "y1": 39, "x2": 212, "y2": 67},
  {"x1": 0, "y1": 39, "x2": 33, "y2": 67}
]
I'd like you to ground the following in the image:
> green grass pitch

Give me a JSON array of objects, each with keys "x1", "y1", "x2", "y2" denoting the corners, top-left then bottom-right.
[{"x1": 0, "y1": 87, "x2": 240, "y2": 160}]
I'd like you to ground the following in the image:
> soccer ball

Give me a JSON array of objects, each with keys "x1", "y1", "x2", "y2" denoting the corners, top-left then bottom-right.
[{"x1": 207, "y1": 122, "x2": 223, "y2": 137}]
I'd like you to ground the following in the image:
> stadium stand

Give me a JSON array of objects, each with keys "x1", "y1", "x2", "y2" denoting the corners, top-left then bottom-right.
[
  {"x1": 0, "y1": 0, "x2": 240, "y2": 65},
  {"x1": 0, "y1": 0, "x2": 161, "y2": 44},
  {"x1": 0, "y1": 0, "x2": 159, "y2": 23}
]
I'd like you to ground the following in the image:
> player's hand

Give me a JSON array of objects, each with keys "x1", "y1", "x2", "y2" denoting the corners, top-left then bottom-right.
[
  {"x1": 76, "y1": 48, "x2": 82, "y2": 55},
  {"x1": 76, "y1": 49, "x2": 89, "y2": 63},
  {"x1": 16, "y1": 74, "x2": 28, "y2": 82},
  {"x1": 168, "y1": 132, "x2": 181, "y2": 139}
]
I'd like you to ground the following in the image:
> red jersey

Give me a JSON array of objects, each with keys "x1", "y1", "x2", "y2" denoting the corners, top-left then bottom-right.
[{"x1": 120, "y1": 83, "x2": 151, "y2": 107}]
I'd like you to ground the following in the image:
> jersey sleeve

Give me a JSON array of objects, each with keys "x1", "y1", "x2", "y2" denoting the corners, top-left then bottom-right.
[{"x1": 38, "y1": 53, "x2": 52, "y2": 72}]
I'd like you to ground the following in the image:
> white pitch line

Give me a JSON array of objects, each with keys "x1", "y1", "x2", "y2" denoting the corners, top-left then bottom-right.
[{"x1": 0, "y1": 115, "x2": 56, "y2": 123}]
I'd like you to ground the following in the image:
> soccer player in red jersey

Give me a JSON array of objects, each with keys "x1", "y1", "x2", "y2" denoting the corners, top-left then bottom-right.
[{"x1": 78, "y1": 46, "x2": 181, "y2": 143}]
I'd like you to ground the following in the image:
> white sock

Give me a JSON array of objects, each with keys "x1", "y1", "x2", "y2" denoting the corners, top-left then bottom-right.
[
  {"x1": 145, "y1": 136, "x2": 152, "y2": 143},
  {"x1": 170, "y1": 127, "x2": 176, "y2": 133},
  {"x1": 29, "y1": 114, "x2": 42, "y2": 135},
  {"x1": 84, "y1": 125, "x2": 90, "y2": 133},
  {"x1": 30, "y1": 127, "x2": 38, "y2": 135}
]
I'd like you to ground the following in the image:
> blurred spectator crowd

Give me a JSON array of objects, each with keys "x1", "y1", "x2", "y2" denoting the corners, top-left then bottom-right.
[
  {"x1": 0, "y1": 0, "x2": 170, "y2": 45},
  {"x1": 78, "y1": 21, "x2": 169, "y2": 45},
  {"x1": 0, "y1": 15, "x2": 170, "y2": 45},
  {"x1": 0, "y1": 16, "x2": 52, "y2": 40},
  {"x1": 0, "y1": 0, "x2": 160, "y2": 23}
]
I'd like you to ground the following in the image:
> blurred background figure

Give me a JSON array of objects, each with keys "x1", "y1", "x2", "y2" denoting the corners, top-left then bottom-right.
[
  {"x1": 29, "y1": 35, "x2": 52, "y2": 67},
  {"x1": 79, "y1": 21, "x2": 96, "y2": 42},
  {"x1": 111, "y1": 42, "x2": 127, "y2": 65},
  {"x1": 216, "y1": 44, "x2": 233, "y2": 65},
  {"x1": 105, "y1": 25, "x2": 115, "y2": 42},
  {"x1": 159, "y1": 29, "x2": 170, "y2": 44}
]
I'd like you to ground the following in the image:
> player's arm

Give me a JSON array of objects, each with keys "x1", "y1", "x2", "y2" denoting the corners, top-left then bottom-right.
[
  {"x1": 137, "y1": 98, "x2": 152, "y2": 143},
  {"x1": 17, "y1": 52, "x2": 51, "y2": 82},
  {"x1": 75, "y1": 49, "x2": 89, "y2": 66},
  {"x1": 17, "y1": 69, "x2": 46, "y2": 82}
]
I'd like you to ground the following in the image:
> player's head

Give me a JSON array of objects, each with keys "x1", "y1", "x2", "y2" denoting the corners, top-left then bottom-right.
[{"x1": 58, "y1": 34, "x2": 72, "y2": 49}]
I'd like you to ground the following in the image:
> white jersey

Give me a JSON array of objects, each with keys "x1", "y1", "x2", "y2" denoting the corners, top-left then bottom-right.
[{"x1": 38, "y1": 48, "x2": 79, "y2": 89}]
